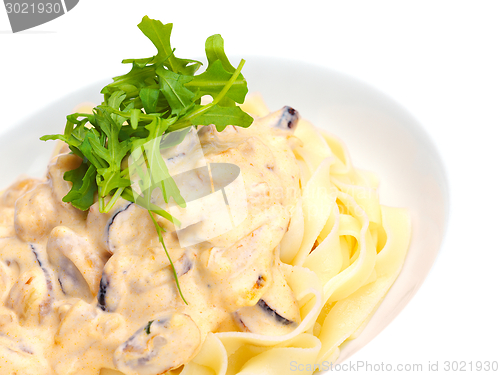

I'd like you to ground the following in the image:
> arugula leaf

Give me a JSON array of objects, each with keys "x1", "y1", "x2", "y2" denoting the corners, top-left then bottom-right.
[
  {"x1": 130, "y1": 108, "x2": 141, "y2": 129},
  {"x1": 186, "y1": 59, "x2": 248, "y2": 104},
  {"x1": 191, "y1": 104, "x2": 253, "y2": 131},
  {"x1": 62, "y1": 161, "x2": 98, "y2": 210},
  {"x1": 137, "y1": 16, "x2": 202, "y2": 75},
  {"x1": 139, "y1": 88, "x2": 160, "y2": 114},
  {"x1": 205, "y1": 34, "x2": 236, "y2": 73},
  {"x1": 156, "y1": 67, "x2": 195, "y2": 116},
  {"x1": 40, "y1": 17, "x2": 254, "y2": 304}
]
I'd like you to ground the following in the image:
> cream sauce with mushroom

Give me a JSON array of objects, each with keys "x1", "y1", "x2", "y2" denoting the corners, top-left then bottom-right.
[{"x1": 0, "y1": 107, "x2": 302, "y2": 375}]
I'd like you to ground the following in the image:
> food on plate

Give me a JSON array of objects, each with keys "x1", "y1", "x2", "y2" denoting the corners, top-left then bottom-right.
[{"x1": 0, "y1": 17, "x2": 411, "y2": 375}]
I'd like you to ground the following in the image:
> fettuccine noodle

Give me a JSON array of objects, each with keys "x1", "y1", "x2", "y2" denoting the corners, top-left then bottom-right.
[{"x1": 179, "y1": 95, "x2": 411, "y2": 375}]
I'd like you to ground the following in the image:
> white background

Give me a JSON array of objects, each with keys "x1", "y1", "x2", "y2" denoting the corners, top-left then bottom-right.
[{"x1": 1, "y1": 1, "x2": 499, "y2": 373}]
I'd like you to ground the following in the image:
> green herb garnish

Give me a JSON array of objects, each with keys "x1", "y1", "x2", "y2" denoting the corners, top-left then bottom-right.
[
  {"x1": 40, "y1": 16, "x2": 253, "y2": 304},
  {"x1": 145, "y1": 320, "x2": 154, "y2": 335}
]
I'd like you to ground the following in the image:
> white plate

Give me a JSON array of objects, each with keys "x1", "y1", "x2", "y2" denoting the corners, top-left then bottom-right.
[{"x1": 0, "y1": 57, "x2": 449, "y2": 367}]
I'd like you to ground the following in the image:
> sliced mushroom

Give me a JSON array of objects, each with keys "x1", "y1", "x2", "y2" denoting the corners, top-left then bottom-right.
[
  {"x1": 257, "y1": 106, "x2": 300, "y2": 132},
  {"x1": 0, "y1": 334, "x2": 52, "y2": 375},
  {"x1": 0, "y1": 333, "x2": 34, "y2": 355},
  {"x1": 204, "y1": 216, "x2": 288, "y2": 311},
  {"x1": 47, "y1": 226, "x2": 104, "y2": 300},
  {"x1": 98, "y1": 249, "x2": 191, "y2": 312},
  {"x1": 14, "y1": 183, "x2": 58, "y2": 243},
  {"x1": 54, "y1": 300, "x2": 98, "y2": 345},
  {"x1": 6, "y1": 267, "x2": 51, "y2": 326},
  {"x1": 160, "y1": 126, "x2": 206, "y2": 176},
  {"x1": 114, "y1": 313, "x2": 201, "y2": 375},
  {"x1": 196, "y1": 124, "x2": 249, "y2": 156},
  {"x1": 130, "y1": 252, "x2": 193, "y2": 294},
  {"x1": 0, "y1": 261, "x2": 13, "y2": 301},
  {"x1": 97, "y1": 272, "x2": 112, "y2": 311},
  {"x1": 106, "y1": 202, "x2": 133, "y2": 252},
  {"x1": 0, "y1": 238, "x2": 23, "y2": 287},
  {"x1": 106, "y1": 202, "x2": 157, "y2": 254},
  {"x1": 30, "y1": 244, "x2": 55, "y2": 317},
  {"x1": 5, "y1": 243, "x2": 55, "y2": 325},
  {"x1": 97, "y1": 269, "x2": 126, "y2": 313},
  {"x1": 86, "y1": 199, "x2": 153, "y2": 257},
  {"x1": 234, "y1": 265, "x2": 301, "y2": 336},
  {"x1": 55, "y1": 300, "x2": 126, "y2": 344},
  {"x1": 96, "y1": 253, "x2": 130, "y2": 312},
  {"x1": 85, "y1": 199, "x2": 131, "y2": 256},
  {"x1": 0, "y1": 206, "x2": 16, "y2": 238},
  {"x1": 1, "y1": 177, "x2": 39, "y2": 208},
  {"x1": 256, "y1": 299, "x2": 295, "y2": 325},
  {"x1": 54, "y1": 300, "x2": 129, "y2": 373}
]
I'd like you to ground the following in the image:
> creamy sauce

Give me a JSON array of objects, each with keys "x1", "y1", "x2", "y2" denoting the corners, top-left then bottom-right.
[{"x1": 0, "y1": 108, "x2": 303, "y2": 375}]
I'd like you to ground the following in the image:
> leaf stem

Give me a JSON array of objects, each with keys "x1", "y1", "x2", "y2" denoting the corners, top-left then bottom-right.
[
  {"x1": 148, "y1": 210, "x2": 188, "y2": 305},
  {"x1": 98, "y1": 186, "x2": 105, "y2": 212},
  {"x1": 213, "y1": 59, "x2": 246, "y2": 105},
  {"x1": 103, "y1": 187, "x2": 125, "y2": 213}
]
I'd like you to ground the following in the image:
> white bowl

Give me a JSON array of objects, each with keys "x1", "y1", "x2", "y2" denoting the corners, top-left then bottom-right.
[{"x1": 0, "y1": 57, "x2": 449, "y2": 368}]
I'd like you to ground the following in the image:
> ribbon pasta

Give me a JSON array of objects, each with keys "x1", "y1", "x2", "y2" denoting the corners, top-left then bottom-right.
[{"x1": 169, "y1": 95, "x2": 411, "y2": 375}]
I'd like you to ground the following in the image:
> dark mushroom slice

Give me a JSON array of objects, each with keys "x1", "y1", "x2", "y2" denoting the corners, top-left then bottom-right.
[
  {"x1": 30, "y1": 244, "x2": 54, "y2": 318},
  {"x1": 234, "y1": 266, "x2": 301, "y2": 336},
  {"x1": 96, "y1": 256, "x2": 127, "y2": 313},
  {"x1": 256, "y1": 299, "x2": 295, "y2": 325},
  {"x1": 85, "y1": 199, "x2": 131, "y2": 256},
  {"x1": 97, "y1": 250, "x2": 149, "y2": 312},
  {"x1": 114, "y1": 313, "x2": 201, "y2": 375},
  {"x1": 174, "y1": 253, "x2": 193, "y2": 276},
  {"x1": 97, "y1": 272, "x2": 112, "y2": 311},
  {"x1": 47, "y1": 226, "x2": 104, "y2": 302},
  {"x1": 204, "y1": 217, "x2": 289, "y2": 310},
  {"x1": 5, "y1": 243, "x2": 56, "y2": 325},
  {"x1": 106, "y1": 203, "x2": 158, "y2": 254},
  {"x1": 105, "y1": 202, "x2": 133, "y2": 253},
  {"x1": 96, "y1": 247, "x2": 156, "y2": 312},
  {"x1": 257, "y1": 106, "x2": 300, "y2": 132}
]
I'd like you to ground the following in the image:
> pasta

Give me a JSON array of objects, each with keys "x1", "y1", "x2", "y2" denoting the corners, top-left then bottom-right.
[
  {"x1": 0, "y1": 94, "x2": 410, "y2": 375},
  {"x1": 198, "y1": 95, "x2": 411, "y2": 374}
]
